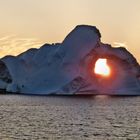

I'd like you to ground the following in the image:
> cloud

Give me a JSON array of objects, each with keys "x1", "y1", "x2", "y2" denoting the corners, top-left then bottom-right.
[
  {"x1": 0, "y1": 35, "x2": 43, "y2": 58},
  {"x1": 113, "y1": 42, "x2": 128, "y2": 49}
]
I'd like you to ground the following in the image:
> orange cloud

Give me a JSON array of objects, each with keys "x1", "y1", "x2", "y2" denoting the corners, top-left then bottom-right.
[{"x1": 0, "y1": 35, "x2": 43, "y2": 58}]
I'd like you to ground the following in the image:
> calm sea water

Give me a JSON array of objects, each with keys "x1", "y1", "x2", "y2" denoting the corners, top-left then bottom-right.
[{"x1": 0, "y1": 94, "x2": 139, "y2": 140}]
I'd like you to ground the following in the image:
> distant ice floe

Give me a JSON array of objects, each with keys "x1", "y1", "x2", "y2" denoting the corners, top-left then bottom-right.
[{"x1": 0, "y1": 25, "x2": 140, "y2": 95}]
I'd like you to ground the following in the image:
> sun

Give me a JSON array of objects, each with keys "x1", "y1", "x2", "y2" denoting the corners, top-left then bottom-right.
[{"x1": 94, "y1": 58, "x2": 110, "y2": 76}]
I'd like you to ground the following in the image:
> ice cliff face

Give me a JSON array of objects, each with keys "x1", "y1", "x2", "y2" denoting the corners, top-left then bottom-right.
[{"x1": 0, "y1": 25, "x2": 140, "y2": 95}]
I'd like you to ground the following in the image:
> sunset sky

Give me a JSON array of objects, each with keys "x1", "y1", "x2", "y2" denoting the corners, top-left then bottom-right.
[{"x1": 0, "y1": 0, "x2": 140, "y2": 63}]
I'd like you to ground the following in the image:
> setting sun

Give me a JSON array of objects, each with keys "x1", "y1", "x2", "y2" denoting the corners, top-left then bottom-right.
[{"x1": 94, "y1": 59, "x2": 110, "y2": 76}]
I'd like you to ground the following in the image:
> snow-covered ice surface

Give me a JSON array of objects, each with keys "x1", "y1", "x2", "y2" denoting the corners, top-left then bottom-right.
[
  {"x1": 0, "y1": 94, "x2": 139, "y2": 140},
  {"x1": 0, "y1": 25, "x2": 140, "y2": 95}
]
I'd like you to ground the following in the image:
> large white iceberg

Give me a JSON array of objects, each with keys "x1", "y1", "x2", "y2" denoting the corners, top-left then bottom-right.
[{"x1": 0, "y1": 25, "x2": 140, "y2": 95}]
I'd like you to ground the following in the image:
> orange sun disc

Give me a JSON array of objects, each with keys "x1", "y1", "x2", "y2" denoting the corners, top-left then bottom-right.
[{"x1": 94, "y1": 59, "x2": 110, "y2": 76}]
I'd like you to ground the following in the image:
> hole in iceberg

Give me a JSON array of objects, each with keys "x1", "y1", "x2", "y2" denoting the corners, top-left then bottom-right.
[{"x1": 94, "y1": 58, "x2": 111, "y2": 77}]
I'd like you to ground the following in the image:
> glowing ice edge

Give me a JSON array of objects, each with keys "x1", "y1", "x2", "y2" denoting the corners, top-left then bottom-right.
[{"x1": 0, "y1": 25, "x2": 139, "y2": 95}]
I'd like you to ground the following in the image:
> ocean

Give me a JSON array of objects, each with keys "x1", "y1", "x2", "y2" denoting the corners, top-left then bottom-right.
[{"x1": 0, "y1": 94, "x2": 139, "y2": 140}]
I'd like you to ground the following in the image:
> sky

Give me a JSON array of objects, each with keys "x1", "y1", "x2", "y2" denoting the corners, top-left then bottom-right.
[{"x1": 0, "y1": 0, "x2": 140, "y2": 63}]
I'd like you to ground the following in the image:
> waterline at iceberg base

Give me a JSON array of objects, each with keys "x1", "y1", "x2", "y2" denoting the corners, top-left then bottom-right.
[{"x1": 0, "y1": 25, "x2": 140, "y2": 95}]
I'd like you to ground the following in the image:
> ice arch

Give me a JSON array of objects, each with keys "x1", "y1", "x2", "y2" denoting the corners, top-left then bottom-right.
[{"x1": 0, "y1": 25, "x2": 139, "y2": 95}]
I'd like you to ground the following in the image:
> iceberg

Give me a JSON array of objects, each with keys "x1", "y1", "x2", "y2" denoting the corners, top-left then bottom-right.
[{"x1": 0, "y1": 25, "x2": 140, "y2": 95}]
